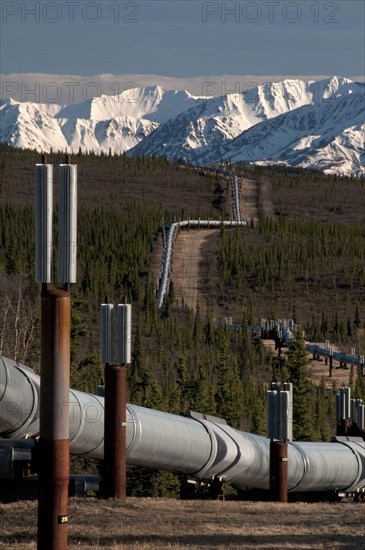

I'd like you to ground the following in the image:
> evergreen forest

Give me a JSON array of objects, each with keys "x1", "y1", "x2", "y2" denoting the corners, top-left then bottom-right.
[{"x1": 0, "y1": 145, "x2": 364, "y2": 496}]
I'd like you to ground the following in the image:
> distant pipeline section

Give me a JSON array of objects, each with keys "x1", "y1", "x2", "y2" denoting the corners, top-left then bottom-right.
[
  {"x1": 157, "y1": 169, "x2": 245, "y2": 309},
  {"x1": 157, "y1": 219, "x2": 246, "y2": 309},
  {"x1": 1, "y1": 356, "x2": 364, "y2": 495},
  {"x1": 232, "y1": 174, "x2": 241, "y2": 223},
  {"x1": 263, "y1": 318, "x2": 365, "y2": 369}
]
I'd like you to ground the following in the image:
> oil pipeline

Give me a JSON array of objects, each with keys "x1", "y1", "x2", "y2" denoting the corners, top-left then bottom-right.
[{"x1": 0, "y1": 165, "x2": 364, "y2": 506}]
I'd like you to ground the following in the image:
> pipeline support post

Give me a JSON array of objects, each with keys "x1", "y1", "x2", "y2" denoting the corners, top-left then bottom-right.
[
  {"x1": 269, "y1": 440, "x2": 288, "y2": 503},
  {"x1": 267, "y1": 382, "x2": 291, "y2": 503},
  {"x1": 100, "y1": 303, "x2": 131, "y2": 500},
  {"x1": 37, "y1": 289, "x2": 70, "y2": 550},
  {"x1": 336, "y1": 387, "x2": 351, "y2": 436},
  {"x1": 101, "y1": 363, "x2": 127, "y2": 500}
]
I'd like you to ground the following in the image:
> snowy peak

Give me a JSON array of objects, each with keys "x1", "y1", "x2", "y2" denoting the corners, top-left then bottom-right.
[
  {"x1": 129, "y1": 77, "x2": 364, "y2": 176},
  {"x1": 55, "y1": 85, "x2": 203, "y2": 124},
  {"x1": 218, "y1": 90, "x2": 365, "y2": 176},
  {"x1": 311, "y1": 76, "x2": 354, "y2": 100},
  {"x1": 58, "y1": 115, "x2": 158, "y2": 154},
  {"x1": 0, "y1": 76, "x2": 363, "y2": 176},
  {"x1": 0, "y1": 85, "x2": 204, "y2": 154},
  {"x1": 0, "y1": 100, "x2": 67, "y2": 152},
  {"x1": 0, "y1": 85, "x2": 193, "y2": 154},
  {"x1": 240, "y1": 76, "x2": 357, "y2": 118}
]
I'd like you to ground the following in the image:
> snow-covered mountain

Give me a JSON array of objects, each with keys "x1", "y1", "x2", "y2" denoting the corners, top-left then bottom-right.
[
  {"x1": 218, "y1": 90, "x2": 364, "y2": 176},
  {"x1": 129, "y1": 77, "x2": 364, "y2": 175},
  {"x1": 0, "y1": 86, "x2": 203, "y2": 154},
  {"x1": 0, "y1": 100, "x2": 68, "y2": 152},
  {"x1": 0, "y1": 77, "x2": 364, "y2": 175},
  {"x1": 130, "y1": 77, "x2": 357, "y2": 158},
  {"x1": 53, "y1": 86, "x2": 203, "y2": 124}
]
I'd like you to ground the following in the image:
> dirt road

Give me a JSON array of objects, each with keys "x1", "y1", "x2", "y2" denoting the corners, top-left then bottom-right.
[
  {"x1": 240, "y1": 177, "x2": 259, "y2": 222},
  {"x1": 171, "y1": 229, "x2": 217, "y2": 311},
  {"x1": 170, "y1": 176, "x2": 262, "y2": 311}
]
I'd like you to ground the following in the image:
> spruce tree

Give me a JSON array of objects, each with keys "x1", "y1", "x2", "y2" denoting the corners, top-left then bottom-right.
[
  {"x1": 354, "y1": 303, "x2": 361, "y2": 331},
  {"x1": 315, "y1": 377, "x2": 331, "y2": 441},
  {"x1": 215, "y1": 335, "x2": 244, "y2": 428},
  {"x1": 286, "y1": 338, "x2": 316, "y2": 441}
]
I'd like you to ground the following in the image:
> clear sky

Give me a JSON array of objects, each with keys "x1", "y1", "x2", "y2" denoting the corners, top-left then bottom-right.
[{"x1": 1, "y1": 0, "x2": 364, "y2": 78}]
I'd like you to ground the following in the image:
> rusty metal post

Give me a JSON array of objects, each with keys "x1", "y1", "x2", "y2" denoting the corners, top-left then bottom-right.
[
  {"x1": 269, "y1": 440, "x2": 288, "y2": 503},
  {"x1": 101, "y1": 363, "x2": 127, "y2": 500},
  {"x1": 37, "y1": 289, "x2": 70, "y2": 550}
]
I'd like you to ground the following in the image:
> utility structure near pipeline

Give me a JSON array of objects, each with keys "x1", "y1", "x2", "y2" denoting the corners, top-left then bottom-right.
[
  {"x1": 100, "y1": 302, "x2": 132, "y2": 500},
  {"x1": 35, "y1": 155, "x2": 77, "y2": 550},
  {"x1": 267, "y1": 382, "x2": 293, "y2": 503},
  {"x1": 336, "y1": 386, "x2": 365, "y2": 437}
]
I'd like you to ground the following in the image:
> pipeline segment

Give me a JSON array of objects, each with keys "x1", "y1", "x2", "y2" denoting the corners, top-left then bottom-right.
[
  {"x1": 1, "y1": 356, "x2": 364, "y2": 493},
  {"x1": 232, "y1": 174, "x2": 241, "y2": 222},
  {"x1": 157, "y1": 219, "x2": 246, "y2": 309},
  {"x1": 271, "y1": 321, "x2": 364, "y2": 368},
  {"x1": 306, "y1": 344, "x2": 364, "y2": 367},
  {"x1": 157, "y1": 169, "x2": 245, "y2": 308}
]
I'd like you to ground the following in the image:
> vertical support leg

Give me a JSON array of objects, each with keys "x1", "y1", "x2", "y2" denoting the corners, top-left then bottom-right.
[
  {"x1": 101, "y1": 364, "x2": 127, "y2": 500},
  {"x1": 269, "y1": 440, "x2": 288, "y2": 503},
  {"x1": 37, "y1": 290, "x2": 70, "y2": 550}
]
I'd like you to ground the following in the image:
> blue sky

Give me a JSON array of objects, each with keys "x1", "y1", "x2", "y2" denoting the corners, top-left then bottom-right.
[{"x1": 1, "y1": 1, "x2": 364, "y2": 78}]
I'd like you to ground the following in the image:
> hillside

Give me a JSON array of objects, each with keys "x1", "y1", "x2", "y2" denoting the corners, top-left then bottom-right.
[
  {"x1": 0, "y1": 147, "x2": 364, "y2": 458},
  {"x1": 0, "y1": 144, "x2": 226, "y2": 215}
]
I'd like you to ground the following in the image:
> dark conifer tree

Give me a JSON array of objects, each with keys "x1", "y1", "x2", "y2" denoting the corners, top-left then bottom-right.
[{"x1": 286, "y1": 338, "x2": 316, "y2": 441}]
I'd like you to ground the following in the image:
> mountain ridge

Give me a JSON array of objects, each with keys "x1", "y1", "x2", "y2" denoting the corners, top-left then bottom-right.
[{"x1": 0, "y1": 76, "x2": 363, "y2": 175}]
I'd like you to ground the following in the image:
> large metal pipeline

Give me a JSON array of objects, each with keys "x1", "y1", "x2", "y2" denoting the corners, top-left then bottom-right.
[{"x1": 1, "y1": 356, "x2": 364, "y2": 493}]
